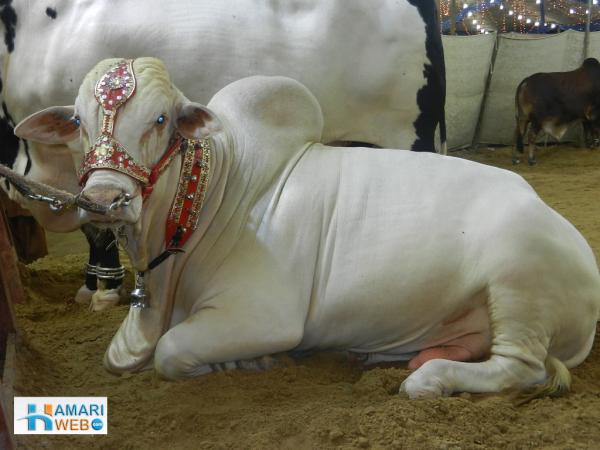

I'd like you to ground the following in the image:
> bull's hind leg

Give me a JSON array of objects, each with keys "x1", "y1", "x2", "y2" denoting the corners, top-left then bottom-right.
[
  {"x1": 401, "y1": 284, "x2": 556, "y2": 398},
  {"x1": 527, "y1": 123, "x2": 541, "y2": 165}
]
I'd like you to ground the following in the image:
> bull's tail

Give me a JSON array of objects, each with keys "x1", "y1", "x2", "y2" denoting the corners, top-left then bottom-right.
[{"x1": 514, "y1": 355, "x2": 571, "y2": 405}]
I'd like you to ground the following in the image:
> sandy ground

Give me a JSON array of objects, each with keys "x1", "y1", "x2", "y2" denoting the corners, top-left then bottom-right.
[{"x1": 12, "y1": 144, "x2": 600, "y2": 449}]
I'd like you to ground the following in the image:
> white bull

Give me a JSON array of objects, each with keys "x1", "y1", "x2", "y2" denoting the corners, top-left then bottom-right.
[{"x1": 16, "y1": 58, "x2": 600, "y2": 398}]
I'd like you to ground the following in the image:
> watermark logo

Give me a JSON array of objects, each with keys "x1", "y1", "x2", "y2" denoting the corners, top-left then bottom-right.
[{"x1": 14, "y1": 397, "x2": 107, "y2": 435}]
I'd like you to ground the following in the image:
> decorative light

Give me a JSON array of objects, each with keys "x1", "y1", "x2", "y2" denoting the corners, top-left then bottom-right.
[
  {"x1": 472, "y1": 19, "x2": 478, "y2": 24},
  {"x1": 569, "y1": 8, "x2": 575, "y2": 14},
  {"x1": 508, "y1": 9, "x2": 514, "y2": 15},
  {"x1": 499, "y1": 4, "x2": 504, "y2": 9},
  {"x1": 544, "y1": 22, "x2": 548, "y2": 26},
  {"x1": 463, "y1": 3, "x2": 468, "y2": 9},
  {"x1": 586, "y1": 9, "x2": 590, "y2": 14},
  {"x1": 481, "y1": 28, "x2": 486, "y2": 33},
  {"x1": 526, "y1": 18, "x2": 531, "y2": 24},
  {"x1": 535, "y1": 0, "x2": 541, "y2": 3},
  {"x1": 476, "y1": 24, "x2": 481, "y2": 29},
  {"x1": 490, "y1": 0, "x2": 495, "y2": 3},
  {"x1": 468, "y1": 11, "x2": 473, "y2": 17},
  {"x1": 517, "y1": 14, "x2": 523, "y2": 20},
  {"x1": 534, "y1": 21, "x2": 540, "y2": 26},
  {"x1": 551, "y1": 23, "x2": 556, "y2": 29},
  {"x1": 594, "y1": 0, "x2": 598, "y2": 5}
]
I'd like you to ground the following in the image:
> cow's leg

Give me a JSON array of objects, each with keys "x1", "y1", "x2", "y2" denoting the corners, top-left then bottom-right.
[
  {"x1": 154, "y1": 300, "x2": 304, "y2": 379},
  {"x1": 583, "y1": 121, "x2": 593, "y2": 148},
  {"x1": 401, "y1": 286, "x2": 551, "y2": 398},
  {"x1": 527, "y1": 123, "x2": 540, "y2": 165},
  {"x1": 75, "y1": 224, "x2": 99, "y2": 304},
  {"x1": 90, "y1": 228, "x2": 124, "y2": 311},
  {"x1": 400, "y1": 280, "x2": 585, "y2": 398},
  {"x1": 154, "y1": 248, "x2": 306, "y2": 379},
  {"x1": 512, "y1": 117, "x2": 528, "y2": 164}
]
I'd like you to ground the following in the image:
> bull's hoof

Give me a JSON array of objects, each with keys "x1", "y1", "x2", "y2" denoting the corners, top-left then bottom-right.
[
  {"x1": 74, "y1": 285, "x2": 95, "y2": 305},
  {"x1": 90, "y1": 288, "x2": 121, "y2": 311},
  {"x1": 400, "y1": 374, "x2": 447, "y2": 399},
  {"x1": 512, "y1": 158, "x2": 521, "y2": 165},
  {"x1": 528, "y1": 158, "x2": 537, "y2": 166}
]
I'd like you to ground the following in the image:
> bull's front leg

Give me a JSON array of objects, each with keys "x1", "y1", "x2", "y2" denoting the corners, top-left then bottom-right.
[
  {"x1": 76, "y1": 224, "x2": 125, "y2": 311},
  {"x1": 154, "y1": 251, "x2": 307, "y2": 379}
]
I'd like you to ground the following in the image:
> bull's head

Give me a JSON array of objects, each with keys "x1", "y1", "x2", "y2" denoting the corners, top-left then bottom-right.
[{"x1": 15, "y1": 58, "x2": 222, "y2": 234}]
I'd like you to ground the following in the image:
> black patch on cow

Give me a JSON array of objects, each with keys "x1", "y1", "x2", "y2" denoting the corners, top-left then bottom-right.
[
  {"x1": 45, "y1": 7, "x2": 57, "y2": 19},
  {"x1": 23, "y1": 138, "x2": 31, "y2": 174},
  {"x1": 0, "y1": 0, "x2": 17, "y2": 53},
  {"x1": 0, "y1": 101, "x2": 19, "y2": 169},
  {"x1": 407, "y1": 0, "x2": 446, "y2": 152}
]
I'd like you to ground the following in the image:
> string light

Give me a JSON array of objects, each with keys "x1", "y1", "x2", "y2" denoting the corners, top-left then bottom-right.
[{"x1": 438, "y1": 0, "x2": 599, "y2": 35}]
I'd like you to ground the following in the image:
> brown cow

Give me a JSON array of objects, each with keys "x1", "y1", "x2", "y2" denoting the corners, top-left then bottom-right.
[{"x1": 513, "y1": 58, "x2": 600, "y2": 165}]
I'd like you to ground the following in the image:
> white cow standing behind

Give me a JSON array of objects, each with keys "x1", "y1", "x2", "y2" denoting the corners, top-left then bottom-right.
[
  {"x1": 16, "y1": 58, "x2": 600, "y2": 398},
  {"x1": 1, "y1": 0, "x2": 445, "y2": 310}
]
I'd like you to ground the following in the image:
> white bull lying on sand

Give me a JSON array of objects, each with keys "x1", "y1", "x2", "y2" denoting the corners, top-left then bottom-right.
[{"x1": 16, "y1": 58, "x2": 600, "y2": 398}]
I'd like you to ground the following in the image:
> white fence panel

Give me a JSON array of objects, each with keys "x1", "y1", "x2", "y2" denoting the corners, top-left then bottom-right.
[{"x1": 442, "y1": 33, "x2": 495, "y2": 149}]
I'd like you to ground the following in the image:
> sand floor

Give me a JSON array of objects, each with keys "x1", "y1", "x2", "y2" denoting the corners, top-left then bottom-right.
[{"x1": 12, "y1": 144, "x2": 600, "y2": 449}]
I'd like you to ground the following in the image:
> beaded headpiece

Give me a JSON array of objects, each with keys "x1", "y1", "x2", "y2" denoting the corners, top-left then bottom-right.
[{"x1": 78, "y1": 59, "x2": 152, "y2": 184}]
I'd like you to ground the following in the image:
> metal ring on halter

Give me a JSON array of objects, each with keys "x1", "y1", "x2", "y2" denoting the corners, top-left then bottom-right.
[
  {"x1": 86, "y1": 264, "x2": 98, "y2": 276},
  {"x1": 95, "y1": 265, "x2": 126, "y2": 281}
]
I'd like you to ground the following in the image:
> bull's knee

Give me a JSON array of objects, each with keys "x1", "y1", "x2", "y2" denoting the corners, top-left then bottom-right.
[{"x1": 154, "y1": 331, "x2": 213, "y2": 380}]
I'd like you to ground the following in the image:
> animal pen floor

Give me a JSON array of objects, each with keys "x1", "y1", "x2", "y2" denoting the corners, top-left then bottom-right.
[{"x1": 12, "y1": 145, "x2": 600, "y2": 449}]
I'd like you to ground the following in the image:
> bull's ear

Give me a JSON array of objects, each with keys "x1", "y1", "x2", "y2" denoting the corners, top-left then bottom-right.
[
  {"x1": 14, "y1": 106, "x2": 79, "y2": 144},
  {"x1": 175, "y1": 102, "x2": 222, "y2": 140}
]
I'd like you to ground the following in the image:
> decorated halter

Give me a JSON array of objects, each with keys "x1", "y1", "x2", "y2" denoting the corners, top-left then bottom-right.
[
  {"x1": 77, "y1": 60, "x2": 212, "y2": 308},
  {"x1": 78, "y1": 60, "x2": 151, "y2": 184}
]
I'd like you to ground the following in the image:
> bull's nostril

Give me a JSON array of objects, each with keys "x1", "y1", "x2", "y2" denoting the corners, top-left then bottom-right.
[
  {"x1": 112, "y1": 192, "x2": 126, "y2": 204},
  {"x1": 108, "y1": 192, "x2": 132, "y2": 211}
]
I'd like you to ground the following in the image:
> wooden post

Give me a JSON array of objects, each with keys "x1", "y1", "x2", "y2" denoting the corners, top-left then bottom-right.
[
  {"x1": 471, "y1": 31, "x2": 501, "y2": 150},
  {"x1": 0, "y1": 196, "x2": 21, "y2": 450},
  {"x1": 0, "y1": 198, "x2": 24, "y2": 305},
  {"x1": 584, "y1": 0, "x2": 593, "y2": 60},
  {"x1": 0, "y1": 335, "x2": 15, "y2": 450},
  {"x1": 450, "y1": 0, "x2": 457, "y2": 35}
]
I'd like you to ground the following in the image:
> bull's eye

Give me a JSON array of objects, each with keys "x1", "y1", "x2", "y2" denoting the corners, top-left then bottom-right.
[
  {"x1": 72, "y1": 116, "x2": 81, "y2": 127},
  {"x1": 156, "y1": 114, "x2": 166, "y2": 124}
]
